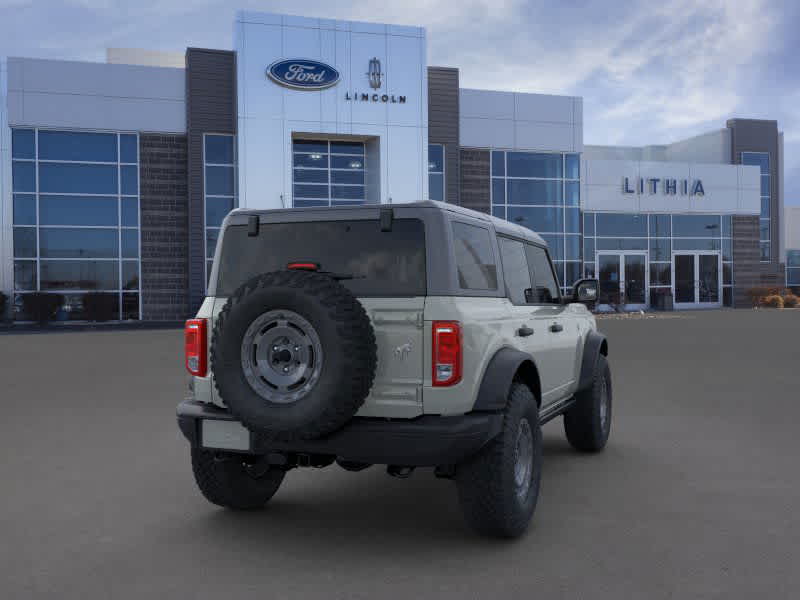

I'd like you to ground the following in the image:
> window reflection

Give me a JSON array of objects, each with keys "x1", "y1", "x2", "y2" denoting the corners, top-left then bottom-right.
[
  {"x1": 10, "y1": 128, "x2": 141, "y2": 320},
  {"x1": 40, "y1": 195, "x2": 118, "y2": 226},
  {"x1": 40, "y1": 228, "x2": 118, "y2": 258},
  {"x1": 204, "y1": 134, "x2": 238, "y2": 289},
  {"x1": 40, "y1": 261, "x2": 119, "y2": 290},
  {"x1": 38, "y1": 131, "x2": 117, "y2": 162},
  {"x1": 429, "y1": 144, "x2": 445, "y2": 202},
  {"x1": 584, "y1": 211, "x2": 734, "y2": 306}
]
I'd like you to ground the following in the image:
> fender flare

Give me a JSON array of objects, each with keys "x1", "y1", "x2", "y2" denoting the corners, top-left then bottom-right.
[
  {"x1": 576, "y1": 331, "x2": 608, "y2": 392},
  {"x1": 472, "y1": 347, "x2": 540, "y2": 412}
]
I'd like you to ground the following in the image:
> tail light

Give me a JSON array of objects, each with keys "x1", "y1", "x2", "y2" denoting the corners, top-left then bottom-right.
[
  {"x1": 432, "y1": 321, "x2": 462, "y2": 386},
  {"x1": 185, "y1": 319, "x2": 208, "y2": 377}
]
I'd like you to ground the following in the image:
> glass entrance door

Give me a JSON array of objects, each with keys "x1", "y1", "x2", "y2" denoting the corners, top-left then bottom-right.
[
  {"x1": 698, "y1": 254, "x2": 720, "y2": 303},
  {"x1": 674, "y1": 254, "x2": 695, "y2": 304},
  {"x1": 624, "y1": 254, "x2": 647, "y2": 305},
  {"x1": 597, "y1": 252, "x2": 648, "y2": 310},
  {"x1": 598, "y1": 255, "x2": 621, "y2": 305},
  {"x1": 672, "y1": 252, "x2": 721, "y2": 309}
]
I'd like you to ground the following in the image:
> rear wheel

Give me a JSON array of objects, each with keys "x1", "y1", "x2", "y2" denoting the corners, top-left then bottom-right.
[
  {"x1": 456, "y1": 383, "x2": 542, "y2": 538},
  {"x1": 191, "y1": 449, "x2": 285, "y2": 510},
  {"x1": 564, "y1": 354, "x2": 612, "y2": 452}
]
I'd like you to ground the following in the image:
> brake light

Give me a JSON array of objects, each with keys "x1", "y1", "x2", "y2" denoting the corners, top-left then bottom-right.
[
  {"x1": 287, "y1": 262, "x2": 319, "y2": 271},
  {"x1": 432, "y1": 321, "x2": 462, "y2": 386},
  {"x1": 185, "y1": 319, "x2": 207, "y2": 377}
]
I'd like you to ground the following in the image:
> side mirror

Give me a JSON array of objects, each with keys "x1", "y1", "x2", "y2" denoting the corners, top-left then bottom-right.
[{"x1": 572, "y1": 279, "x2": 598, "y2": 306}]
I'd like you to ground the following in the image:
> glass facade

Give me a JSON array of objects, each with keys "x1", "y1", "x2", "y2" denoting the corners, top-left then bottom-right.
[
  {"x1": 428, "y1": 144, "x2": 444, "y2": 201},
  {"x1": 204, "y1": 134, "x2": 237, "y2": 284},
  {"x1": 5, "y1": 127, "x2": 779, "y2": 316},
  {"x1": 491, "y1": 150, "x2": 580, "y2": 292},
  {"x1": 11, "y1": 129, "x2": 141, "y2": 320},
  {"x1": 291, "y1": 140, "x2": 366, "y2": 208},
  {"x1": 787, "y1": 250, "x2": 800, "y2": 288},
  {"x1": 583, "y1": 212, "x2": 733, "y2": 307},
  {"x1": 742, "y1": 152, "x2": 770, "y2": 261}
]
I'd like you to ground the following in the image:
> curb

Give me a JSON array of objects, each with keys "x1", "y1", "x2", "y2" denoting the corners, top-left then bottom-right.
[{"x1": 0, "y1": 321, "x2": 183, "y2": 335}]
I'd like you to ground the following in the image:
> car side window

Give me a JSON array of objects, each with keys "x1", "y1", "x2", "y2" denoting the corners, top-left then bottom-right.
[
  {"x1": 498, "y1": 236, "x2": 533, "y2": 305},
  {"x1": 452, "y1": 222, "x2": 498, "y2": 290},
  {"x1": 525, "y1": 244, "x2": 561, "y2": 304}
]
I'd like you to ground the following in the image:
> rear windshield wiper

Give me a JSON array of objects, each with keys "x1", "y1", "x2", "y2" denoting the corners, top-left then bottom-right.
[{"x1": 320, "y1": 272, "x2": 365, "y2": 281}]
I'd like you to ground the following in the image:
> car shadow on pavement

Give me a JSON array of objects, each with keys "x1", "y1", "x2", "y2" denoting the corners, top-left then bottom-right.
[{"x1": 165, "y1": 434, "x2": 601, "y2": 553}]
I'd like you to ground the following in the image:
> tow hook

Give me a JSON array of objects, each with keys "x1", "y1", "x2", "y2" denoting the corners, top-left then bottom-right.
[{"x1": 387, "y1": 465, "x2": 414, "y2": 479}]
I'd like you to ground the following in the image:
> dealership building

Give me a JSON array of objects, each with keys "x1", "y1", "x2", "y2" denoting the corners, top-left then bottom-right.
[{"x1": 0, "y1": 11, "x2": 794, "y2": 320}]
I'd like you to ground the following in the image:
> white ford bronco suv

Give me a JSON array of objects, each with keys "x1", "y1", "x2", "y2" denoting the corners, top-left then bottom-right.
[{"x1": 178, "y1": 200, "x2": 611, "y2": 538}]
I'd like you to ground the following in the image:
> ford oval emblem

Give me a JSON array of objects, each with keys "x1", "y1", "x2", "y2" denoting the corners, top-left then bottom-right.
[{"x1": 266, "y1": 59, "x2": 340, "y2": 90}]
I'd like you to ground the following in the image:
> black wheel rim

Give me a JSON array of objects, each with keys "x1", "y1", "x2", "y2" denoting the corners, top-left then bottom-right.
[
  {"x1": 240, "y1": 309, "x2": 324, "y2": 404},
  {"x1": 514, "y1": 418, "x2": 534, "y2": 501},
  {"x1": 599, "y1": 376, "x2": 609, "y2": 431}
]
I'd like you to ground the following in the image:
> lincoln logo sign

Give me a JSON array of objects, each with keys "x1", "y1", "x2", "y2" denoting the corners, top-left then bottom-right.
[
  {"x1": 367, "y1": 57, "x2": 382, "y2": 89},
  {"x1": 266, "y1": 59, "x2": 340, "y2": 90},
  {"x1": 623, "y1": 177, "x2": 705, "y2": 196},
  {"x1": 344, "y1": 57, "x2": 406, "y2": 104}
]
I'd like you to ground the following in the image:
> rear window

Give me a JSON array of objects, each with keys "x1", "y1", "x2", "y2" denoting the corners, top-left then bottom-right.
[{"x1": 215, "y1": 219, "x2": 426, "y2": 297}]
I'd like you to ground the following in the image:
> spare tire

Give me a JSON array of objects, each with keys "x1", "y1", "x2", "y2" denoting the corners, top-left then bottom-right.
[{"x1": 211, "y1": 270, "x2": 377, "y2": 440}]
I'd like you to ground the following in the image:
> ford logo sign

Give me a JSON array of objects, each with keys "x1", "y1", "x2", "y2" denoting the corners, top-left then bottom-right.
[{"x1": 267, "y1": 59, "x2": 340, "y2": 90}]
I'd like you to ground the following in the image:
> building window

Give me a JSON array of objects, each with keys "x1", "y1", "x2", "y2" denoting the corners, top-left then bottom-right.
[
  {"x1": 742, "y1": 152, "x2": 770, "y2": 261},
  {"x1": 582, "y1": 212, "x2": 733, "y2": 306},
  {"x1": 491, "y1": 150, "x2": 580, "y2": 292},
  {"x1": 428, "y1": 144, "x2": 445, "y2": 201},
  {"x1": 292, "y1": 140, "x2": 365, "y2": 208},
  {"x1": 11, "y1": 128, "x2": 141, "y2": 321},
  {"x1": 204, "y1": 134, "x2": 237, "y2": 285},
  {"x1": 787, "y1": 250, "x2": 800, "y2": 289}
]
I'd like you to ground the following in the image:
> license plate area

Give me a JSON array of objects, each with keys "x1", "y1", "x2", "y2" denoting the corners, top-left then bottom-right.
[{"x1": 201, "y1": 420, "x2": 251, "y2": 451}]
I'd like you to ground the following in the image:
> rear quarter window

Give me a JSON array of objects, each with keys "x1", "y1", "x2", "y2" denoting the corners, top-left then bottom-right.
[
  {"x1": 215, "y1": 218, "x2": 426, "y2": 297},
  {"x1": 452, "y1": 222, "x2": 498, "y2": 290}
]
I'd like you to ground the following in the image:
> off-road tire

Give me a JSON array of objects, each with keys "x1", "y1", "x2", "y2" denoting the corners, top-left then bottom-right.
[
  {"x1": 456, "y1": 382, "x2": 542, "y2": 538},
  {"x1": 191, "y1": 449, "x2": 285, "y2": 510},
  {"x1": 211, "y1": 271, "x2": 377, "y2": 440},
  {"x1": 564, "y1": 354, "x2": 612, "y2": 452}
]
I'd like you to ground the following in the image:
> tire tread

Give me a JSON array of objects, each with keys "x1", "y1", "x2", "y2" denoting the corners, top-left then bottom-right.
[
  {"x1": 456, "y1": 383, "x2": 542, "y2": 538},
  {"x1": 564, "y1": 354, "x2": 611, "y2": 452},
  {"x1": 191, "y1": 449, "x2": 285, "y2": 510}
]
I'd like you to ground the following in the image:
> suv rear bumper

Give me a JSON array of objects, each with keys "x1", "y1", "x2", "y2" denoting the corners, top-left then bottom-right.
[{"x1": 177, "y1": 400, "x2": 503, "y2": 466}]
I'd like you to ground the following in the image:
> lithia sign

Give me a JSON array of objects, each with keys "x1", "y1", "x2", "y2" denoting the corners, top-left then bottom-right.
[
  {"x1": 623, "y1": 177, "x2": 705, "y2": 196},
  {"x1": 267, "y1": 57, "x2": 406, "y2": 103}
]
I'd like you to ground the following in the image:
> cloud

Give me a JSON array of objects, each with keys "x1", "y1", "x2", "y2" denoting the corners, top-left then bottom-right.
[{"x1": 0, "y1": 0, "x2": 796, "y2": 202}]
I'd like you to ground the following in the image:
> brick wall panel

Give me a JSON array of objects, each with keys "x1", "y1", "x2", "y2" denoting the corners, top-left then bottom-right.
[
  {"x1": 459, "y1": 148, "x2": 490, "y2": 214},
  {"x1": 139, "y1": 133, "x2": 189, "y2": 321}
]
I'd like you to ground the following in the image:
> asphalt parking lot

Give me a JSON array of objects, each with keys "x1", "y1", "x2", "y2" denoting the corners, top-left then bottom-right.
[{"x1": 1, "y1": 309, "x2": 799, "y2": 599}]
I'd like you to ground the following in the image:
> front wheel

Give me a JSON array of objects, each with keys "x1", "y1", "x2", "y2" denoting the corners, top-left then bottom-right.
[
  {"x1": 191, "y1": 449, "x2": 285, "y2": 510},
  {"x1": 456, "y1": 382, "x2": 542, "y2": 538},
  {"x1": 564, "y1": 354, "x2": 612, "y2": 452}
]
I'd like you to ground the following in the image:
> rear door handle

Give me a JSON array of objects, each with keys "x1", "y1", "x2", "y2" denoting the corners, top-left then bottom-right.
[
  {"x1": 550, "y1": 323, "x2": 563, "y2": 333},
  {"x1": 517, "y1": 326, "x2": 534, "y2": 337}
]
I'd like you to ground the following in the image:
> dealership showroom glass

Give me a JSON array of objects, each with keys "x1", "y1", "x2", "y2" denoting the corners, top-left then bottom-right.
[{"x1": 0, "y1": 10, "x2": 797, "y2": 321}]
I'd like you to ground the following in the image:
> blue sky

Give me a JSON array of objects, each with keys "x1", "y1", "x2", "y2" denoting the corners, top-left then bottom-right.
[{"x1": 2, "y1": 0, "x2": 798, "y2": 204}]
